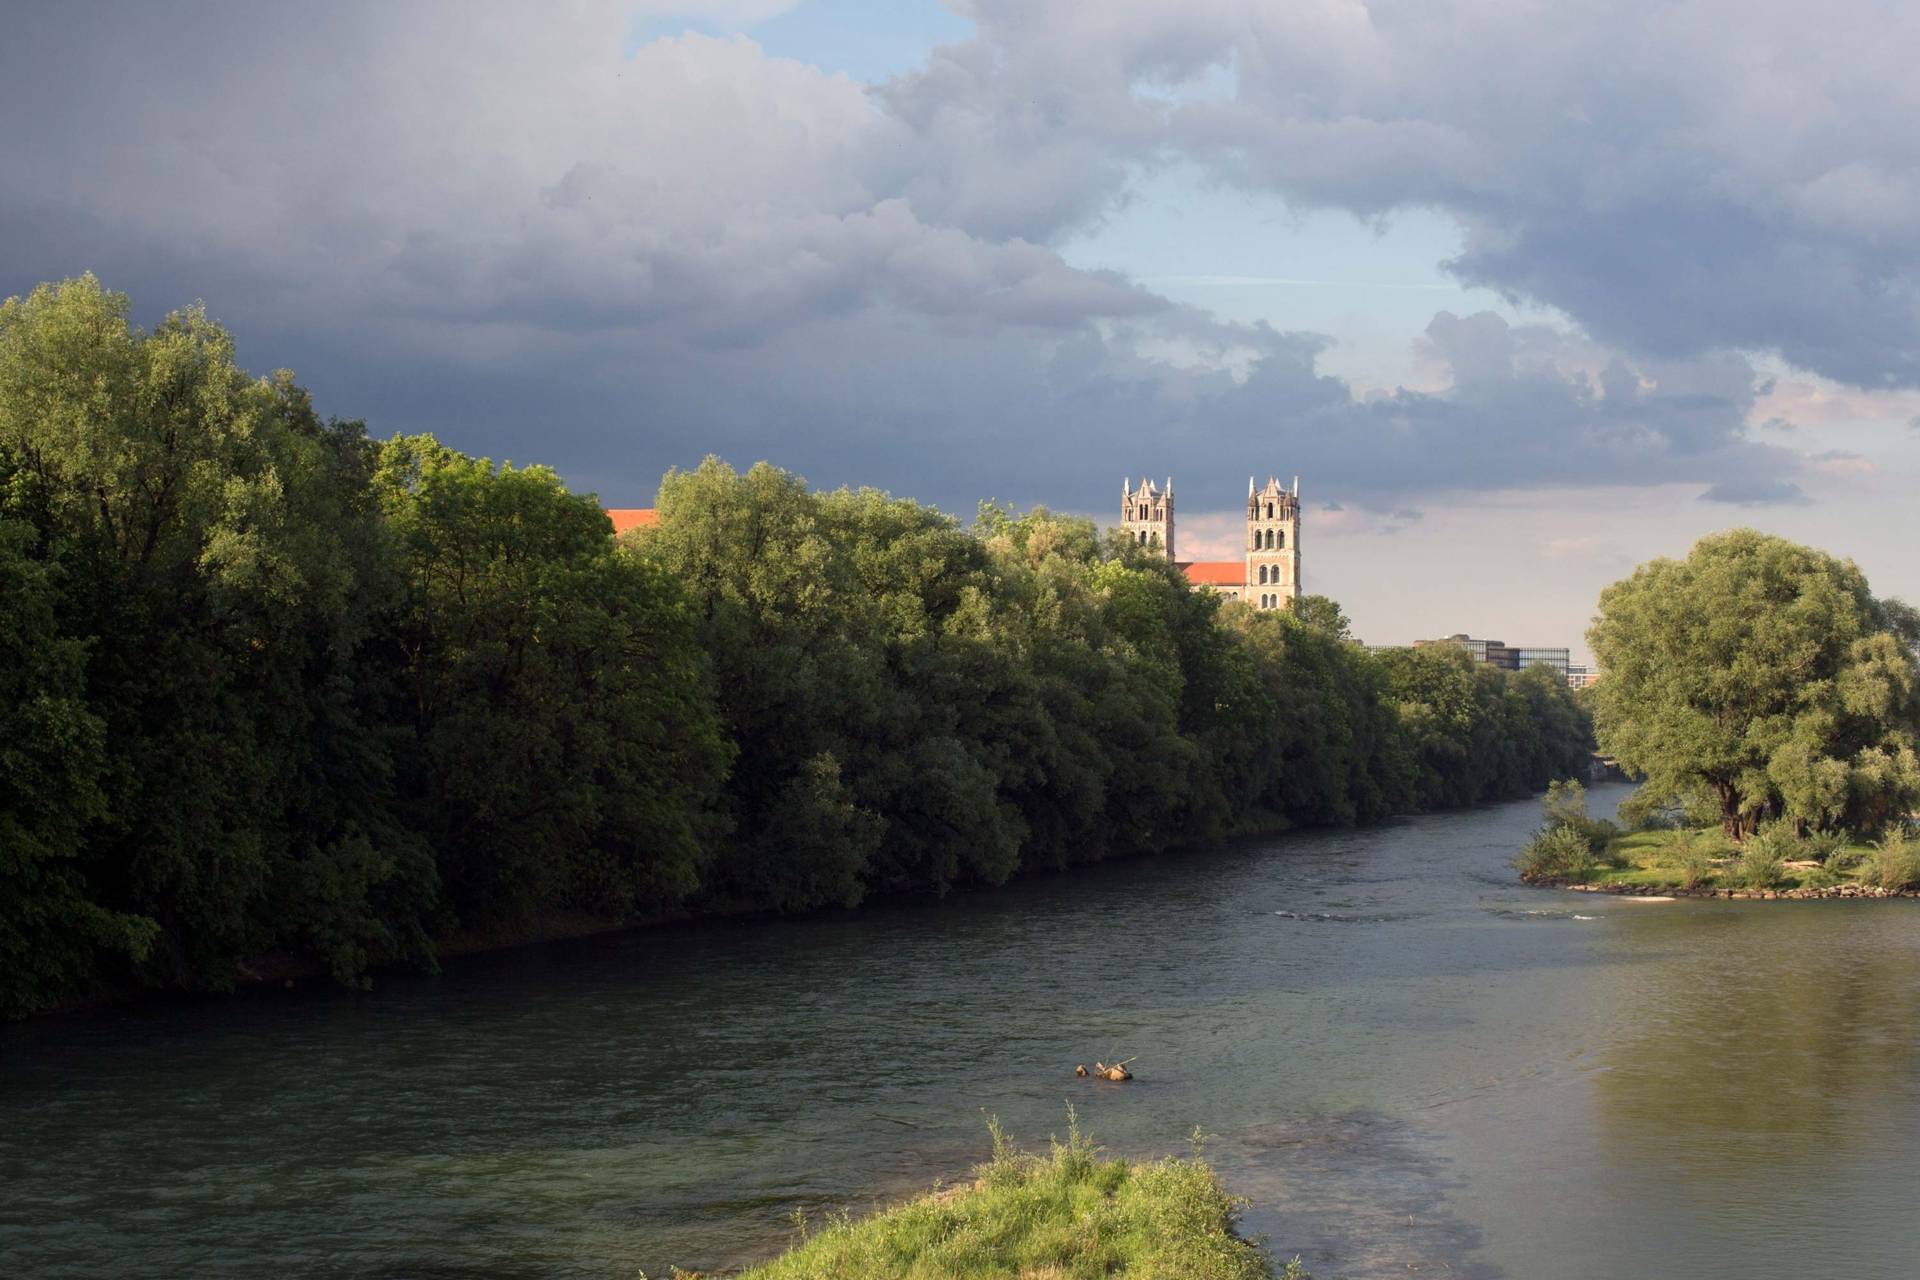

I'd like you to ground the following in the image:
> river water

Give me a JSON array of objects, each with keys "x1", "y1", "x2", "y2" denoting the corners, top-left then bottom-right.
[{"x1": 5, "y1": 784, "x2": 1920, "y2": 1278}]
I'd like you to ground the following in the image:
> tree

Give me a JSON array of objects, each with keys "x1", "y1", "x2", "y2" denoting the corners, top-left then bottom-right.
[
  {"x1": 1588, "y1": 529, "x2": 1920, "y2": 838},
  {"x1": 374, "y1": 435, "x2": 730, "y2": 928},
  {"x1": 0, "y1": 518, "x2": 156, "y2": 1017},
  {"x1": 1291, "y1": 594, "x2": 1352, "y2": 641},
  {"x1": 0, "y1": 275, "x2": 431, "y2": 992}
]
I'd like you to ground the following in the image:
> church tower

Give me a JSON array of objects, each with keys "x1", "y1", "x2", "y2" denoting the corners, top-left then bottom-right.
[
  {"x1": 1247, "y1": 475, "x2": 1301, "y2": 610},
  {"x1": 1121, "y1": 476, "x2": 1175, "y2": 560}
]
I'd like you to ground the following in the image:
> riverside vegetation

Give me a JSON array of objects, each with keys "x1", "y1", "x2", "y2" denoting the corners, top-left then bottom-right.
[
  {"x1": 1517, "y1": 527, "x2": 1920, "y2": 896},
  {"x1": 0, "y1": 276, "x2": 1593, "y2": 1019},
  {"x1": 1517, "y1": 782, "x2": 1920, "y2": 895},
  {"x1": 723, "y1": 1116, "x2": 1305, "y2": 1280}
]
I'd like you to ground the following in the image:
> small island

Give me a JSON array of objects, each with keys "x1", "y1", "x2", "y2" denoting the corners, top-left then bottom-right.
[{"x1": 717, "y1": 1117, "x2": 1302, "y2": 1280}]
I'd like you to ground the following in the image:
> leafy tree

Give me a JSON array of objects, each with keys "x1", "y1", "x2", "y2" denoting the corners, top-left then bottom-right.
[
  {"x1": 0, "y1": 518, "x2": 155, "y2": 1016},
  {"x1": 1291, "y1": 594, "x2": 1353, "y2": 641},
  {"x1": 0, "y1": 275, "x2": 428, "y2": 991},
  {"x1": 1589, "y1": 529, "x2": 1920, "y2": 838},
  {"x1": 374, "y1": 435, "x2": 730, "y2": 928}
]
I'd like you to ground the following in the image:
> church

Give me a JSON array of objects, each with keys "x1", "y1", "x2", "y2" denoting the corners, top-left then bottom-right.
[{"x1": 1120, "y1": 475, "x2": 1301, "y2": 610}]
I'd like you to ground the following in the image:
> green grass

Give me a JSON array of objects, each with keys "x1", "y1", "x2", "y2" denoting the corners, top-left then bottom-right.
[
  {"x1": 723, "y1": 1114, "x2": 1297, "y2": 1280},
  {"x1": 1583, "y1": 828, "x2": 1880, "y2": 891}
]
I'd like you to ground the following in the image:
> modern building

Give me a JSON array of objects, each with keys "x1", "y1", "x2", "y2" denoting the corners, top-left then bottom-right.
[
  {"x1": 1565, "y1": 665, "x2": 1602, "y2": 689},
  {"x1": 1515, "y1": 647, "x2": 1572, "y2": 678},
  {"x1": 1124, "y1": 474, "x2": 1303, "y2": 611},
  {"x1": 1417, "y1": 634, "x2": 1571, "y2": 678}
]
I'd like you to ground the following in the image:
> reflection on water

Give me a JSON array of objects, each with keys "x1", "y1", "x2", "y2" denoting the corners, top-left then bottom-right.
[{"x1": 5, "y1": 784, "x2": 1920, "y2": 1278}]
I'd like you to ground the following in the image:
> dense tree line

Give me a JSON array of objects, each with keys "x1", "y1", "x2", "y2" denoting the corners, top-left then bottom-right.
[{"x1": 0, "y1": 278, "x2": 1592, "y2": 1018}]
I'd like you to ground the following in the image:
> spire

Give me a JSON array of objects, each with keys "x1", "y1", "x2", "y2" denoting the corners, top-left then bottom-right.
[
  {"x1": 1248, "y1": 475, "x2": 1255, "y2": 497},
  {"x1": 1292, "y1": 475, "x2": 1299, "y2": 497}
]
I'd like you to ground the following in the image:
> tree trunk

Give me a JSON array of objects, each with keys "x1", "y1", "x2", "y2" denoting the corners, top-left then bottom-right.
[{"x1": 1718, "y1": 781, "x2": 1743, "y2": 842}]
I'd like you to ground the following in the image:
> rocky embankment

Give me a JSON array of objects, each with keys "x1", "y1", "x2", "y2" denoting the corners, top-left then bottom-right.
[{"x1": 1526, "y1": 877, "x2": 1920, "y2": 900}]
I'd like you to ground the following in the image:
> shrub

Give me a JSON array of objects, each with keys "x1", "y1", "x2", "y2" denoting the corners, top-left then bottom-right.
[
  {"x1": 1676, "y1": 839, "x2": 1718, "y2": 891},
  {"x1": 1617, "y1": 787, "x2": 1681, "y2": 832},
  {"x1": 1735, "y1": 822, "x2": 1795, "y2": 889},
  {"x1": 1517, "y1": 823, "x2": 1597, "y2": 882},
  {"x1": 1537, "y1": 779, "x2": 1618, "y2": 858},
  {"x1": 1863, "y1": 827, "x2": 1920, "y2": 891},
  {"x1": 1803, "y1": 864, "x2": 1842, "y2": 890},
  {"x1": 1541, "y1": 779, "x2": 1590, "y2": 829},
  {"x1": 1825, "y1": 842, "x2": 1868, "y2": 873},
  {"x1": 1802, "y1": 828, "x2": 1848, "y2": 865}
]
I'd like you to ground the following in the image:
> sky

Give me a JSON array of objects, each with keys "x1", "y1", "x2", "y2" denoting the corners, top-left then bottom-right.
[{"x1": 6, "y1": 0, "x2": 1920, "y2": 659}]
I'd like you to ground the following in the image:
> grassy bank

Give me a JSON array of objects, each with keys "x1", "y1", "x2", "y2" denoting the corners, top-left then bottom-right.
[
  {"x1": 1523, "y1": 821, "x2": 1917, "y2": 894},
  {"x1": 1586, "y1": 830, "x2": 1874, "y2": 891},
  {"x1": 714, "y1": 1117, "x2": 1301, "y2": 1280}
]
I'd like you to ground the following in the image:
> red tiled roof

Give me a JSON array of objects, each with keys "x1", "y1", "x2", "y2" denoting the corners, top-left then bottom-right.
[
  {"x1": 1178, "y1": 560, "x2": 1245, "y2": 587},
  {"x1": 606, "y1": 508, "x2": 660, "y2": 535}
]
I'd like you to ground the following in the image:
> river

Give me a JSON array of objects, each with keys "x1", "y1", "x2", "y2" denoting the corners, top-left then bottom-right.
[{"x1": 5, "y1": 783, "x2": 1920, "y2": 1278}]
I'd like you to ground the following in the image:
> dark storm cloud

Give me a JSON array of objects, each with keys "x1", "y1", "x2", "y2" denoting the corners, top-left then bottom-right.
[
  {"x1": 913, "y1": 1, "x2": 1920, "y2": 387},
  {"x1": 0, "y1": 1, "x2": 1854, "y2": 516}
]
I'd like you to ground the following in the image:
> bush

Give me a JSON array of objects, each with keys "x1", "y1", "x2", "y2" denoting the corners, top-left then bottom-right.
[
  {"x1": 1675, "y1": 836, "x2": 1721, "y2": 891},
  {"x1": 1517, "y1": 823, "x2": 1598, "y2": 882},
  {"x1": 1616, "y1": 787, "x2": 1681, "y2": 832},
  {"x1": 1735, "y1": 822, "x2": 1795, "y2": 889},
  {"x1": 1541, "y1": 779, "x2": 1590, "y2": 829},
  {"x1": 1801, "y1": 828, "x2": 1848, "y2": 865},
  {"x1": 1537, "y1": 779, "x2": 1618, "y2": 857},
  {"x1": 1863, "y1": 827, "x2": 1920, "y2": 891},
  {"x1": 1803, "y1": 864, "x2": 1842, "y2": 890}
]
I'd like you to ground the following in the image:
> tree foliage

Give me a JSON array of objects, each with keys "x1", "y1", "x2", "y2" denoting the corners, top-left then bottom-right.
[
  {"x1": 0, "y1": 277, "x2": 1593, "y2": 1018},
  {"x1": 1589, "y1": 529, "x2": 1920, "y2": 838},
  {"x1": 0, "y1": 278, "x2": 727, "y2": 1013}
]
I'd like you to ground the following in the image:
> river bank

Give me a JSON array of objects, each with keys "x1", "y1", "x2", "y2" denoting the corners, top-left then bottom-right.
[
  {"x1": 1529, "y1": 877, "x2": 1920, "y2": 899},
  {"x1": 1519, "y1": 824, "x2": 1920, "y2": 899},
  {"x1": 42, "y1": 810, "x2": 1311, "y2": 1019}
]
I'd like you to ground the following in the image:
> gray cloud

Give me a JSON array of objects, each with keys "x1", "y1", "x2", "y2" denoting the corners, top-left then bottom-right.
[
  {"x1": 1700, "y1": 478, "x2": 1812, "y2": 506},
  {"x1": 0, "y1": 1, "x2": 1855, "y2": 517},
  {"x1": 904, "y1": 1, "x2": 1920, "y2": 387}
]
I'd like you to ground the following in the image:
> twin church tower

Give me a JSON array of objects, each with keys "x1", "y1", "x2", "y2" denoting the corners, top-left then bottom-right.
[{"x1": 1120, "y1": 475, "x2": 1301, "y2": 610}]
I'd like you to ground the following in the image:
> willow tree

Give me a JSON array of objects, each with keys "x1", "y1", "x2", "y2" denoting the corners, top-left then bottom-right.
[{"x1": 1588, "y1": 529, "x2": 1920, "y2": 838}]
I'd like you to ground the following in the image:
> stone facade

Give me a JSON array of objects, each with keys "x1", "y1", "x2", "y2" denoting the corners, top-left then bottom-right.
[
  {"x1": 1123, "y1": 474, "x2": 1302, "y2": 611},
  {"x1": 1120, "y1": 476, "x2": 1175, "y2": 558},
  {"x1": 1245, "y1": 475, "x2": 1301, "y2": 611}
]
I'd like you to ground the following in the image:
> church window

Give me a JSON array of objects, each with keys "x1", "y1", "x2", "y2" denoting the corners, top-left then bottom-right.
[
  {"x1": 1265, "y1": 529, "x2": 1276, "y2": 549},
  {"x1": 1266, "y1": 502, "x2": 1273, "y2": 519},
  {"x1": 1277, "y1": 530, "x2": 1286, "y2": 550},
  {"x1": 1258, "y1": 565, "x2": 1268, "y2": 584}
]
